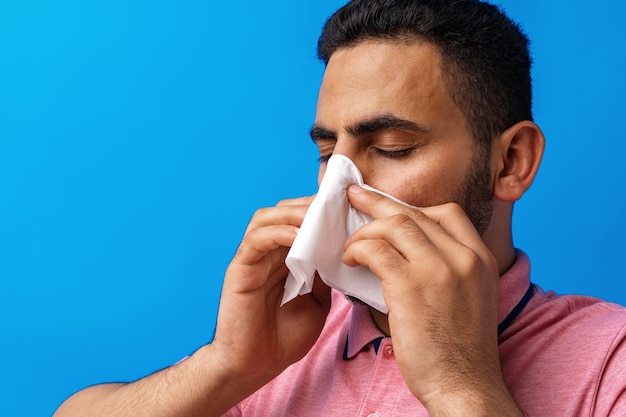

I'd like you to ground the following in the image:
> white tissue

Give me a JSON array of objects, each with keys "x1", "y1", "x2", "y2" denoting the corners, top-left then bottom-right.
[{"x1": 282, "y1": 154, "x2": 414, "y2": 314}]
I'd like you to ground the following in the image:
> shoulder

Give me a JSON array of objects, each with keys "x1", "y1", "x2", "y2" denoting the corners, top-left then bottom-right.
[
  {"x1": 503, "y1": 287, "x2": 626, "y2": 358},
  {"x1": 527, "y1": 289, "x2": 626, "y2": 338},
  {"x1": 500, "y1": 287, "x2": 626, "y2": 415}
]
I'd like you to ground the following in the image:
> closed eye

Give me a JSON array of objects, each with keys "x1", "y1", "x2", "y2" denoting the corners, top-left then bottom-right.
[
  {"x1": 317, "y1": 153, "x2": 332, "y2": 163},
  {"x1": 372, "y1": 148, "x2": 413, "y2": 158}
]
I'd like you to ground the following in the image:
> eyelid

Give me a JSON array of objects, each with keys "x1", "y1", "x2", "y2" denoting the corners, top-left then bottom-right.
[
  {"x1": 315, "y1": 139, "x2": 336, "y2": 163},
  {"x1": 372, "y1": 147, "x2": 413, "y2": 158}
]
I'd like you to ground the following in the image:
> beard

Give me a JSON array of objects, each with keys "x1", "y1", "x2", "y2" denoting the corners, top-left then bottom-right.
[{"x1": 452, "y1": 145, "x2": 494, "y2": 236}]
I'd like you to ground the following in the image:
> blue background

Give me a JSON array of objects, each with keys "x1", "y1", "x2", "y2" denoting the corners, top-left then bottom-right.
[{"x1": 1, "y1": 1, "x2": 624, "y2": 416}]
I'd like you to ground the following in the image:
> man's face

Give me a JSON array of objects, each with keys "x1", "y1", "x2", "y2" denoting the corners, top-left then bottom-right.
[{"x1": 312, "y1": 40, "x2": 493, "y2": 233}]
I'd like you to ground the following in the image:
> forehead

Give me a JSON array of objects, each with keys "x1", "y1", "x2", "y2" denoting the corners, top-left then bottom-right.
[
  {"x1": 324, "y1": 39, "x2": 442, "y2": 89},
  {"x1": 316, "y1": 40, "x2": 462, "y2": 130}
]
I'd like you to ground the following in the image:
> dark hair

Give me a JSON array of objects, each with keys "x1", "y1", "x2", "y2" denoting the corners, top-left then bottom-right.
[{"x1": 317, "y1": 0, "x2": 532, "y2": 149}]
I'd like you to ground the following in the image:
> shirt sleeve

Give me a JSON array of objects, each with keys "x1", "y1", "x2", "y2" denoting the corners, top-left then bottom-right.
[{"x1": 594, "y1": 321, "x2": 626, "y2": 417}]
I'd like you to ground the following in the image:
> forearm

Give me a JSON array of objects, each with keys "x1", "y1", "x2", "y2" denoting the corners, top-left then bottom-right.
[{"x1": 53, "y1": 344, "x2": 264, "y2": 417}]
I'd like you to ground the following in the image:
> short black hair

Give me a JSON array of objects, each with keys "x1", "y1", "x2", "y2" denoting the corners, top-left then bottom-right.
[{"x1": 318, "y1": 0, "x2": 532, "y2": 149}]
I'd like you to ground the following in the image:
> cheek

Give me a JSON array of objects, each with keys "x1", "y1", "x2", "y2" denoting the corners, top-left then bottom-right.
[
  {"x1": 365, "y1": 174, "x2": 425, "y2": 207},
  {"x1": 366, "y1": 162, "x2": 467, "y2": 208},
  {"x1": 387, "y1": 180, "x2": 427, "y2": 207}
]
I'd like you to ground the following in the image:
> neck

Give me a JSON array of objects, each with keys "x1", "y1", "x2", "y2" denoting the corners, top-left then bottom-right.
[{"x1": 482, "y1": 200, "x2": 517, "y2": 275}]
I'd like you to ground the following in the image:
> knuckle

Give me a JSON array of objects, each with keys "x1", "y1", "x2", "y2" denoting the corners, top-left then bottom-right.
[
  {"x1": 276, "y1": 196, "x2": 311, "y2": 207},
  {"x1": 251, "y1": 206, "x2": 272, "y2": 221},
  {"x1": 390, "y1": 213, "x2": 415, "y2": 228},
  {"x1": 276, "y1": 198, "x2": 292, "y2": 207},
  {"x1": 240, "y1": 226, "x2": 260, "y2": 245},
  {"x1": 389, "y1": 213, "x2": 428, "y2": 243},
  {"x1": 371, "y1": 240, "x2": 392, "y2": 260},
  {"x1": 457, "y1": 246, "x2": 483, "y2": 276},
  {"x1": 435, "y1": 262, "x2": 456, "y2": 285},
  {"x1": 245, "y1": 207, "x2": 271, "y2": 231},
  {"x1": 443, "y1": 201, "x2": 466, "y2": 216},
  {"x1": 370, "y1": 242, "x2": 406, "y2": 273}
]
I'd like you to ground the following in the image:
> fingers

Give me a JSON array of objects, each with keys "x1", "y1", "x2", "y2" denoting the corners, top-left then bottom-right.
[
  {"x1": 343, "y1": 213, "x2": 437, "y2": 265},
  {"x1": 342, "y1": 236, "x2": 414, "y2": 287},
  {"x1": 236, "y1": 225, "x2": 300, "y2": 265},
  {"x1": 243, "y1": 206, "x2": 306, "y2": 236},
  {"x1": 243, "y1": 195, "x2": 314, "y2": 235},
  {"x1": 418, "y1": 204, "x2": 488, "y2": 254},
  {"x1": 347, "y1": 184, "x2": 483, "y2": 252},
  {"x1": 344, "y1": 185, "x2": 497, "y2": 283},
  {"x1": 227, "y1": 195, "x2": 315, "y2": 291},
  {"x1": 236, "y1": 195, "x2": 314, "y2": 267},
  {"x1": 276, "y1": 195, "x2": 316, "y2": 207}
]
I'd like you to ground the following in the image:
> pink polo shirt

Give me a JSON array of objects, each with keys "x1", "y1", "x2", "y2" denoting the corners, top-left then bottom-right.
[{"x1": 224, "y1": 251, "x2": 626, "y2": 416}]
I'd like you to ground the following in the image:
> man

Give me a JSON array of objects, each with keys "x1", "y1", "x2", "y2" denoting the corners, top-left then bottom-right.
[{"x1": 54, "y1": 0, "x2": 626, "y2": 416}]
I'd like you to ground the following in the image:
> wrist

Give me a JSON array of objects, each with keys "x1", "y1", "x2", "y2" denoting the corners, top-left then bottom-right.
[
  {"x1": 420, "y1": 384, "x2": 523, "y2": 417},
  {"x1": 195, "y1": 343, "x2": 274, "y2": 402}
]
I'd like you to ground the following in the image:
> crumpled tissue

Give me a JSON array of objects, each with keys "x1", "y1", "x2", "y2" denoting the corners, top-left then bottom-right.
[{"x1": 282, "y1": 154, "x2": 414, "y2": 313}]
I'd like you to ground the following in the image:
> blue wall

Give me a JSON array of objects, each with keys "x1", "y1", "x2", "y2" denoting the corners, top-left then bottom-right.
[{"x1": 1, "y1": 1, "x2": 624, "y2": 416}]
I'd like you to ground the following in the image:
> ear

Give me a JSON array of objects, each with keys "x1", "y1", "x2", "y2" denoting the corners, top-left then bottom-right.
[{"x1": 492, "y1": 120, "x2": 545, "y2": 202}]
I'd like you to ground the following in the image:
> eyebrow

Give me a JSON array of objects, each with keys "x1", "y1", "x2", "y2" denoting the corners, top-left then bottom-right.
[{"x1": 309, "y1": 114, "x2": 429, "y2": 142}]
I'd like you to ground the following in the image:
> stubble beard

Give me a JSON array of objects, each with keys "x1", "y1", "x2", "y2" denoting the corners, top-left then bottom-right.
[{"x1": 453, "y1": 145, "x2": 494, "y2": 236}]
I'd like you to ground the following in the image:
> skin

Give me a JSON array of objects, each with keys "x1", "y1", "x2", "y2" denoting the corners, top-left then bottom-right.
[{"x1": 54, "y1": 40, "x2": 544, "y2": 417}]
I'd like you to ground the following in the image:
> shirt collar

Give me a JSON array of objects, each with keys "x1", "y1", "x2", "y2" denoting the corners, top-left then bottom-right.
[
  {"x1": 497, "y1": 249, "x2": 532, "y2": 328},
  {"x1": 344, "y1": 301, "x2": 385, "y2": 359},
  {"x1": 343, "y1": 249, "x2": 532, "y2": 359}
]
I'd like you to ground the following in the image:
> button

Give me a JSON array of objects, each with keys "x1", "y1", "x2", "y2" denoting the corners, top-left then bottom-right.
[{"x1": 383, "y1": 345, "x2": 394, "y2": 357}]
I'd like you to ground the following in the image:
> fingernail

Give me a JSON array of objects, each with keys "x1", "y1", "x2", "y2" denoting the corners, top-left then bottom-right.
[{"x1": 348, "y1": 184, "x2": 363, "y2": 193}]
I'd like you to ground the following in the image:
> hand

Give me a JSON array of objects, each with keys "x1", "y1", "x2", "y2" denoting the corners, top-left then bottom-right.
[
  {"x1": 344, "y1": 185, "x2": 520, "y2": 415},
  {"x1": 209, "y1": 196, "x2": 332, "y2": 389}
]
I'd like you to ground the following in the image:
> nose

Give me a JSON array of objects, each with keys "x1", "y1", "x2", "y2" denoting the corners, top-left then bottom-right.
[{"x1": 320, "y1": 139, "x2": 372, "y2": 185}]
